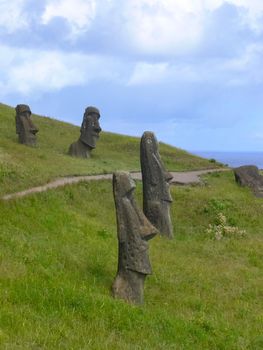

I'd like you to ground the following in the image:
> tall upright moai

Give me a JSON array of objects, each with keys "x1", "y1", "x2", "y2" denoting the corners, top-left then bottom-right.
[
  {"x1": 15, "y1": 104, "x2": 38, "y2": 146},
  {"x1": 140, "y1": 131, "x2": 173, "y2": 239},
  {"x1": 112, "y1": 171, "x2": 158, "y2": 304},
  {"x1": 68, "y1": 106, "x2": 101, "y2": 158}
]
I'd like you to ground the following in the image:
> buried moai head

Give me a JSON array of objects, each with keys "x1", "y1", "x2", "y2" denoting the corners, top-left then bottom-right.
[
  {"x1": 80, "y1": 106, "x2": 101, "y2": 149},
  {"x1": 112, "y1": 171, "x2": 158, "y2": 304},
  {"x1": 68, "y1": 106, "x2": 101, "y2": 158},
  {"x1": 140, "y1": 131, "x2": 173, "y2": 239},
  {"x1": 15, "y1": 104, "x2": 38, "y2": 146}
]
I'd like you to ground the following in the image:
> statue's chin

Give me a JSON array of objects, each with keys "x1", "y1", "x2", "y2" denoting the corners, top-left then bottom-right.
[
  {"x1": 162, "y1": 200, "x2": 173, "y2": 204},
  {"x1": 80, "y1": 138, "x2": 96, "y2": 149}
]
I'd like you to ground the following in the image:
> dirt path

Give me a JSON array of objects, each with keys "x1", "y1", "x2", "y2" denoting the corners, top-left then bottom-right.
[{"x1": 2, "y1": 168, "x2": 228, "y2": 201}]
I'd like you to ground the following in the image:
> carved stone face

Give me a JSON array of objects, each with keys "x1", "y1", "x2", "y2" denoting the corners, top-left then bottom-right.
[
  {"x1": 141, "y1": 131, "x2": 172, "y2": 203},
  {"x1": 80, "y1": 110, "x2": 101, "y2": 149},
  {"x1": 113, "y1": 171, "x2": 136, "y2": 198},
  {"x1": 140, "y1": 131, "x2": 173, "y2": 238},
  {"x1": 113, "y1": 171, "x2": 157, "y2": 273},
  {"x1": 15, "y1": 104, "x2": 38, "y2": 146},
  {"x1": 112, "y1": 171, "x2": 158, "y2": 304}
]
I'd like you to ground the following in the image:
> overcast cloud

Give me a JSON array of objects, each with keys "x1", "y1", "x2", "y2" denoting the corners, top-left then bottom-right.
[{"x1": 0, "y1": 0, "x2": 263, "y2": 150}]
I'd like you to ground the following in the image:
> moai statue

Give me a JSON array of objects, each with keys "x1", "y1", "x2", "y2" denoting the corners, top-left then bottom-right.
[
  {"x1": 68, "y1": 106, "x2": 101, "y2": 158},
  {"x1": 15, "y1": 104, "x2": 38, "y2": 146},
  {"x1": 112, "y1": 171, "x2": 158, "y2": 304},
  {"x1": 234, "y1": 165, "x2": 263, "y2": 197},
  {"x1": 140, "y1": 131, "x2": 173, "y2": 239}
]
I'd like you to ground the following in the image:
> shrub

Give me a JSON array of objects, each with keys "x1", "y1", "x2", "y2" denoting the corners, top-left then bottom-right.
[{"x1": 206, "y1": 212, "x2": 246, "y2": 240}]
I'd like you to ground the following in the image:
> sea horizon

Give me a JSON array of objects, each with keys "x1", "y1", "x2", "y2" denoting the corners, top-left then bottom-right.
[{"x1": 191, "y1": 151, "x2": 263, "y2": 169}]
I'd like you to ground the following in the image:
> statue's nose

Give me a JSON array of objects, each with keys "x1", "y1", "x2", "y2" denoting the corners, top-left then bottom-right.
[{"x1": 95, "y1": 126, "x2": 102, "y2": 133}]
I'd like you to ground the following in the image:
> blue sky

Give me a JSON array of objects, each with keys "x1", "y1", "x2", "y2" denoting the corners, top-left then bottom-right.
[{"x1": 0, "y1": 0, "x2": 263, "y2": 151}]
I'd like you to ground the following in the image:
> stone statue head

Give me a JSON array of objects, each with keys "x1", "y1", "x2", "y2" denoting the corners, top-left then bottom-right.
[
  {"x1": 140, "y1": 131, "x2": 173, "y2": 203},
  {"x1": 80, "y1": 106, "x2": 101, "y2": 149},
  {"x1": 113, "y1": 170, "x2": 136, "y2": 198},
  {"x1": 15, "y1": 104, "x2": 38, "y2": 146},
  {"x1": 140, "y1": 131, "x2": 173, "y2": 238},
  {"x1": 16, "y1": 104, "x2": 31, "y2": 116},
  {"x1": 112, "y1": 171, "x2": 158, "y2": 304},
  {"x1": 113, "y1": 171, "x2": 158, "y2": 273}
]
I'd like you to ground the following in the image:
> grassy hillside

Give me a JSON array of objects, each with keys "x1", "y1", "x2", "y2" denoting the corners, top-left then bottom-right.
[
  {"x1": 0, "y1": 102, "x2": 262, "y2": 349},
  {"x1": 0, "y1": 103, "x2": 221, "y2": 195},
  {"x1": 0, "y1": 171, "x2": 262, "y2": 349}
]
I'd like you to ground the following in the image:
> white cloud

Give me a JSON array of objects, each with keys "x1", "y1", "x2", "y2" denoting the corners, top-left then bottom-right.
[
  {"x1": 42, "y1": 0, "x2": 97, "y2": 38},
  {"x1": 127, "y1": 41, "x2": 263, "y2": 87},
  {"x1": 1, "y1": 41, "x2": 261, "y2": 99},
  {"x1": 227, "y1": 0, "x2": 263, "y2": 33},
  {"x1": 128, "y1": 61, "x2": 201, "y2": 86},
  {"x1": 106, "y1": 0, "x2": 263, "y2": 56},
  {"x1": 220, "y1": 43, "x2": 263, "y2": 85},
  {"x1": 1, "y1": 0, "x2": 263, "y2": 49},
  {"x1": 122, "y1": 0, "x2": 205, "y2": 56},
  {"x1": 2, "y1": 0, "x2": 262, "y2": 57},
  {"x1": 0, "y1": 0, "x2": 262, "y2": 97},
  {"x1": 0, "y1": 0, "x2": 29, "y2": 33},
  {"x1": 0, "y1": 45, "x2": 123, "y2": 97},
  {"x1": 128, "y1": 62, "x2": 169, "y2": 86}
]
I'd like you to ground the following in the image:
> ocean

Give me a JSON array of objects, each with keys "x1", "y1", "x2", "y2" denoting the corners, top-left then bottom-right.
[{"x1": 192, "y1": 151, "x2": 263, "y2": 169}]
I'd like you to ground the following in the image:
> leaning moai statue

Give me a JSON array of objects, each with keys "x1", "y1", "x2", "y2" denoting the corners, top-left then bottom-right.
[
  {"x1": 15, "y1": 104, "x2": 38, "y2": 146},
  {"x1": 234, "y1": 165, "x2": 263, "y2": 197},
  {"x1": 112, "y1": 171, "x2": 158, "y2": 304},
  {"x1": 140, "y1": 131, "x2": 173, "y2": 239},
  {"x1": 68, "y1": 106, "x2": 101, "y2": 158}
]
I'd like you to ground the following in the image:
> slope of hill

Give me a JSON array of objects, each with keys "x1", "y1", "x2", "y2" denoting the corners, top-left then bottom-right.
[
  {"x1": 0, "y1": 103, "x2": 262, "y2": 349},
  {"x1": 0, "y1": 103, "x2": 221, "y2": 195},
  {"x1": 0, "y1": 172, "x2": 262, "y2": 349}
]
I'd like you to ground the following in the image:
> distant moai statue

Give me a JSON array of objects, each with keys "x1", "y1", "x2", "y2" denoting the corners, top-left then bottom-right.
[
  {"x1": 15, "y1": 104, "x2": 38, "y2": 146},
  {"x1": 68, "y1": 106, "x2": 101, "y2": 158},
  {"x1": 112, "y1": 171, "x2": 158, "y2": 304},
  {"x1": 140, "y1": 131, "x2": 173, "y2": 239},
  {"x1": 234, "y1": 165, "x2": 263, "y2": 197}
]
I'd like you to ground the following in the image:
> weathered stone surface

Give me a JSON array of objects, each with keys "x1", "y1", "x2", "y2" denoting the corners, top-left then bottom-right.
[
  {"x1": 112, "y1": 171, "x2": 158, "y2": 304},
  {"x1": 15, "y1": 104, "x2": 38, "y2": 146},
  {"x1": 68, "y1": 106, "x2": 101, "y2": 158},
  {"x1": 68, "y1": 139, "x2": 92, "y2": 158},
  {"x1": 234, "y1": 165, "x2": 263, "y2": 197},
  {"x1": 140, "y1": 131, "x2": 173, "y2": 238}
]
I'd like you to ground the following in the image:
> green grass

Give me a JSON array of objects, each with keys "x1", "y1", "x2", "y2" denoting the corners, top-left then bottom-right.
[
  {"x1": 0, "y1": 103, "x2": 222, "y2": 195},
  {"x1": 0, "y1": 171, "x2": 262, "y2": 349},
  {"x1": 0, "y1": 102, "x2": 261, "y2": 349}
]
